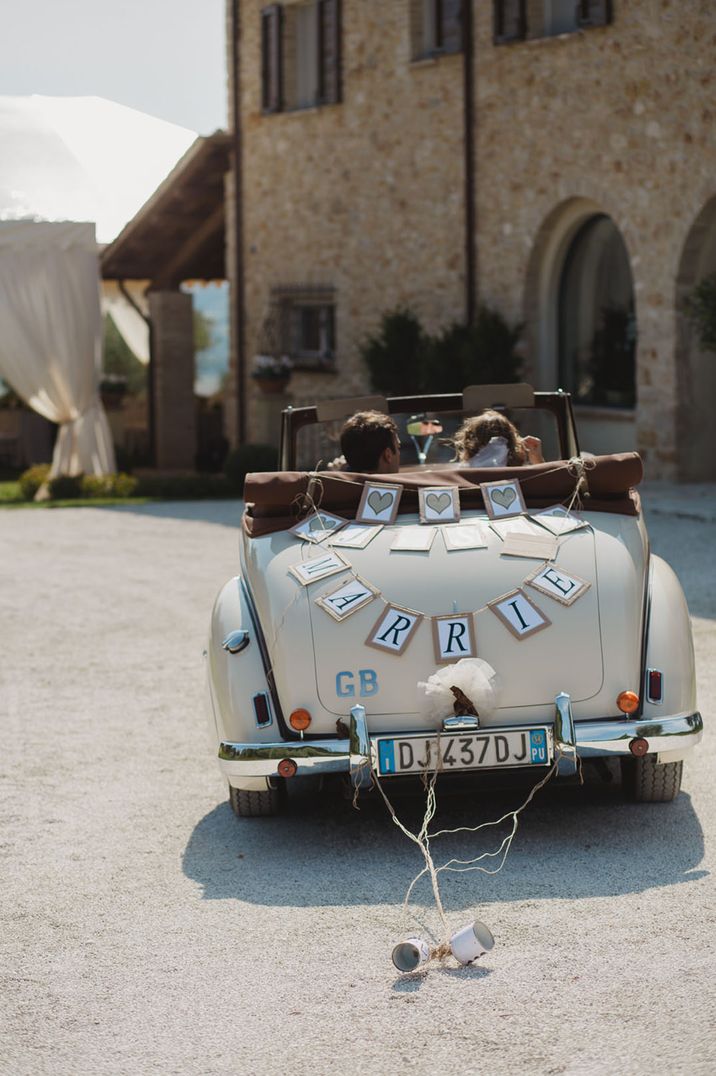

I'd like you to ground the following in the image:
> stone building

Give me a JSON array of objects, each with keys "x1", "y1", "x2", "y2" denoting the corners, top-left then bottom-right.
[{"x1": 226, "y1": 0, "x2": 716, "y2": 478}]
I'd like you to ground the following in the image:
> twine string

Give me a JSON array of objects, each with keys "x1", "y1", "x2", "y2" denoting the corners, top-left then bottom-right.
[{"x1": 370, "y1": 741, "x2": 570, "y2": 944}]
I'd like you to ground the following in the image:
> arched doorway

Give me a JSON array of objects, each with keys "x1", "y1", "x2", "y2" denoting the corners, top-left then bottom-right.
[
  {"x1": 558, "y1": 215, "x2": 636, "y2": 409},
  {"x1": 526, "y1": 198, "x2": 637, "y2": 455},
  {"x1": 675, "y1": 196, "x2": 716, "y2": 481}
]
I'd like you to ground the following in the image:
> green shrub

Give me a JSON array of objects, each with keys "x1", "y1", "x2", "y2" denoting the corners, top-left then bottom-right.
[
  {"x1": 360, "y1": 305, "x2": 523, "y2": 396},
  {"x1": 80, "y1": 475, "x2": 113, "y2": 498},
  {"x1": 134, "y1": 473, "x2": 233, "y2": 499},
  {"x1": 224, "y1": 443, "x2": 278, "y2": 494},
  {"x1": 80, "y1": 473, "x2": 139, "y2": 499},
  {"x1": 48, "y1": 474, "x2": 84, "y2": 500},
  {"x1": 111, "y1": 472, "x2": 139, "y2": 498},
  {"x1": 18, "y1": 463, "x2": 51, "y2": 500},
  {"x1": 424, "y1": 306, "x2": 523, "y2": 393},
  {"x1": 360, "y1": 309, "x2": 428, "y2": 395}
]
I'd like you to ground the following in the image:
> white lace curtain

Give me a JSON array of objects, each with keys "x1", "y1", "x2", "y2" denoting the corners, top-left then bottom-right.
[{"x1": 0, "y1": 220, "x2": 115, "y2": 476}]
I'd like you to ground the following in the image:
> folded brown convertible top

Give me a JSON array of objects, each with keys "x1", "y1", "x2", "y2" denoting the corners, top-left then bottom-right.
[{"x1": 242, "y1": 452, "x2": 643, "y2": 538}]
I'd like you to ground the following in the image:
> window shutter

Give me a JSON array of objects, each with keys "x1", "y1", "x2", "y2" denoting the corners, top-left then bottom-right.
[
  {"x1": 577, "y1": 0, "x2": 612, "y2": 28},
  {"x1": 493, "y1": 0, "x2": 526, "y2": 43},
  {"x1": 261, "y1": 5, "x2": 283, "y2": 113},
  {"x1": 440, "y1": 0, "x2": 463, "y2": 54},
  {"x1": 318, "y1": 0, "x2": 342, "y2": 105}
]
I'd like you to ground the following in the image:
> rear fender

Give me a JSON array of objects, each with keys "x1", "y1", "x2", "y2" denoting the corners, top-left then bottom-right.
[
  {"x1": 207, "y1": 577, "x2": 281, "y2": 748},
  {"x1": 643, "y1": 556, "x2": 697, "y2": 759}
]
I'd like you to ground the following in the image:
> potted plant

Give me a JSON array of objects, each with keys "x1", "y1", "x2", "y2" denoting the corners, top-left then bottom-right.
[{"x1": 251, "y1": 354, "x2": 292, "y2": 394}]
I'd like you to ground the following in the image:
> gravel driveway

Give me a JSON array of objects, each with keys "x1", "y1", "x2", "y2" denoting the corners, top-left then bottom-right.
[{"x1": 1, "y1": 490, "x2": 714, "y2": 1076}]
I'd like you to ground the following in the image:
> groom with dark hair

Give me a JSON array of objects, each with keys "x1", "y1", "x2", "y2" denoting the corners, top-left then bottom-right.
[{"x1": 339, "y1": 410, "x2": 401, "y2": 473}]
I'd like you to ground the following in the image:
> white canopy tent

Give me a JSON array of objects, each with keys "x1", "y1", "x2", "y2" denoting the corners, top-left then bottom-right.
[{"x1": 0, "y1": 95, "x2": 196, "y2": 474}]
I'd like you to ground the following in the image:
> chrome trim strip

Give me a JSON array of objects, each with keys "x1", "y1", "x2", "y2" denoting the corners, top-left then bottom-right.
[
  {"x1": 217, "y1": 712, "x2": 703, "y2": 778},
  {"x1": 442, "y1": 715, "x2": 480, "y2": 732}
]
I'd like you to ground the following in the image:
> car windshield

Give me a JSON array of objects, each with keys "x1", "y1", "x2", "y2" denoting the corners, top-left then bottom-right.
[{"x1": 293, "y1": 406, "x2": 562, "y2": 472}]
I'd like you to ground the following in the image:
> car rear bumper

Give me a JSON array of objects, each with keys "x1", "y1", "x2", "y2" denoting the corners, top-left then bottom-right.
[{"x1": 217, "y1": 702, "x2": 703, "y2": 781}]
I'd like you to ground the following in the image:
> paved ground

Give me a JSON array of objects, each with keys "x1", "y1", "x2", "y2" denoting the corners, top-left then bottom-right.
[{"x1": 1, "y1": 490, "x2": 714, "y2": 1076}]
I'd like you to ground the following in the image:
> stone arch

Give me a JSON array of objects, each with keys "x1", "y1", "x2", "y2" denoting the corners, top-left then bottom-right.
[
  {"x1": 524, "y1": 196, "x2": 638, "y2": 455},
  {"x1": 675, "y1": 195, "x2": 716, "y2": 480}
]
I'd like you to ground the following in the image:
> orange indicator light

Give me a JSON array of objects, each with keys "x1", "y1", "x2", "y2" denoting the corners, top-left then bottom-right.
[
  {"x1": 289, "y1": 708, "x2": 312, "y2": 732},
  {"x1": 617, "y1": 691, "x2": 639, "y2": 715}
]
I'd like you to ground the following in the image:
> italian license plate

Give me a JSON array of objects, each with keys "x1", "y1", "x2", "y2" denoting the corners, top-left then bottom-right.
[{"x1": 374, "y1": 727, "x2": 552, "y2": 776}]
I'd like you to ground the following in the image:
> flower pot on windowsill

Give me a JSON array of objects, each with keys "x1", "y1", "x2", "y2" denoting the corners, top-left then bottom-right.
[{"x1": 254, "y1": 377, "x2": 290, "y2": 395}]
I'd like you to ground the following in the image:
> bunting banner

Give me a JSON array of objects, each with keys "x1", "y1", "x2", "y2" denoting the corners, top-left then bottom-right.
[{"x1": 284, "y1": 477, "x2": 593, "y2": 658}]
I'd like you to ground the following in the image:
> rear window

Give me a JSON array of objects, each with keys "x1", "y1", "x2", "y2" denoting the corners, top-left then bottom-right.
[{"x1": 293, "y1": 407, "x2": 562, "y2": 472}]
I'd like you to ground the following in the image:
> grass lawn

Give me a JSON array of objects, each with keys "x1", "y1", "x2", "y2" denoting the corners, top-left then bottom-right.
[
  {"x1": 0, "y1": 481, "x2": 153, "y2": 509},
  {"x1": 0, "y1": 480, "x2": 240, "y2": 509},
  {"x1": 0, "y1": 481, "x2": 22, "y2": 503}
]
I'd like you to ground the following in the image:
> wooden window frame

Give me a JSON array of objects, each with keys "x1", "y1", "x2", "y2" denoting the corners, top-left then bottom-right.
[
  {"x1": 272, "y1": 285, "x2": 337, "y2": 372},
  {"x1": 261, "y1": 4, "x2": 283, "y2": 113},
  {"x1": 493, "y1": 0, "x2": 612, "y2": 45},
  {"x1": 493, "y1": 0, "x2": 527, "y2": 44}
]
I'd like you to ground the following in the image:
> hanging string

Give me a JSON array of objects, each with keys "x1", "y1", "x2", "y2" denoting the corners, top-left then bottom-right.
[
  {"x1": 369, "y1": 739, "x2": 571, "y2": 943},
  {"x1": 371, "y1": 741, "x2": 450, "y2": 937}
]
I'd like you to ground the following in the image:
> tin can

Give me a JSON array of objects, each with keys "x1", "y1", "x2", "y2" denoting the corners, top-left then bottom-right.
[
  {"x1": 449, "y1": 920, "x2": 495, "y2": 965},
  {"x1": 391, "y1": 937, "x2": 431, "y2": 973}
]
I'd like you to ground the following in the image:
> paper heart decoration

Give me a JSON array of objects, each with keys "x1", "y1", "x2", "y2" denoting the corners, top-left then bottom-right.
[
  {"x1": 491, "y1": 487, "x2": 517, "y2": 510},
  {"x1": 426, "y1": 492, "x2": 451, "y2": 514},
  {"x1": 309, "y1": 514, "x2": 332, "y2": 532},
  {"x1": 368, "y1": 490, "x2": 393, "y2": 514}
]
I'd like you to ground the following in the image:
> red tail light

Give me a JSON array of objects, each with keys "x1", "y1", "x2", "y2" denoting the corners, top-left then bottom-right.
[{"x1": 647, "y1": 669, "x2": 663, "y2": 704}]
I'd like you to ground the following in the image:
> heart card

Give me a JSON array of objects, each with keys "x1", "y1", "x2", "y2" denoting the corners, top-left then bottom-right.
[
  {"x1": 289, "y1": 511, "x2": 349, "y2": 543},
  {"x1": 529, "y1": 505, "x2": 589, "y2": 536},
  {"x1": 418, "y1": 487, "x2": 460, "y2": 524},
  {"x1": 481, "y1": 479, "x2": 527, "y2": 520},
  {"x1": 356, "y1": 481, "x2": 403, "y2": 525}
]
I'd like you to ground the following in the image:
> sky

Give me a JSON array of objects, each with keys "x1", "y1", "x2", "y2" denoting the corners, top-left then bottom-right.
[{"x1": 0, "y1": 0, "x2": 226, "y2": 134}]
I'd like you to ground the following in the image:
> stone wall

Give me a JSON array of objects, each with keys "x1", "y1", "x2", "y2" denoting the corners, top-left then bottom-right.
[
  {"x1": 229, "y1": 0, "x2": 716, "y2": 477},
  {"x1": 235, "y1": 0, "x2": 466, "y2": 438},
  {"x1": 472, "y1": 0, "x2": 716, "y2": 476}
]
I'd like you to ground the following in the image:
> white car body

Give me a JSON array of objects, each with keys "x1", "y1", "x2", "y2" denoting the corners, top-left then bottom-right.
[{"x1": 205, "y1": 387, "x2": 702, "y2": 814}]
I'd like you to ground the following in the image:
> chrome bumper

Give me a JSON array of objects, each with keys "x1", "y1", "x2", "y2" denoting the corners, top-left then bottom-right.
[{"x1": 217, "y1": 701, "x2": 703, "y2": 780}]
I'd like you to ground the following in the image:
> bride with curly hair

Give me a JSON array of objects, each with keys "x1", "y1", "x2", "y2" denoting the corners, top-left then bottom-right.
[{"x1": 453, "y1": 409, "x2": 544, "y2": 467}]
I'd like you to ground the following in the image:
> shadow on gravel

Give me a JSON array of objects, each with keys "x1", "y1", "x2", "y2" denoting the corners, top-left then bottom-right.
[
  {"x1": 390, "y1": 964, "x2": 491, "y2": 994},
  {"x1": 97, "y1": 500, "x2": 243, "y2": 528},
  {"x1": 182, "y1": 775, "x2": 707, "y2": 909}
]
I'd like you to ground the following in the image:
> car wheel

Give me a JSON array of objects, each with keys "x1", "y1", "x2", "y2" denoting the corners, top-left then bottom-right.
[
  {"x1": 229, "y1": 783, "x2": 283, "y2": 817},
  {"x1": 621, "y1": 754, "x2": 683, "y2": 803}
]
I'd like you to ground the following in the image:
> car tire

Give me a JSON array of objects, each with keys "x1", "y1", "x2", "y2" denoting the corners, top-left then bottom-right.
[
  {"x1": 229, "y1": 783, "x2": 283, "y2": 817},
  {"x1": 621, "y1": 754, "x2": 683, "y2": 803}
]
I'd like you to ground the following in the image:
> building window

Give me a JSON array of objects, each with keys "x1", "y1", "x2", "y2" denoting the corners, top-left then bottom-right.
[
  {"x1": 558, "y1": 215, "x2": 636, "y2": 409},
  {"x1": 261, "y1": 1, "x2": 341, "y2": 113},
  {"x1": 271, "y1": 286, "x2": 336, "y2": 370},
  {"x1": 493, "y1": 0, "x2": 611, "y2": 44},
  {"x1": 410, "y1": 0, "x2": 463, "y2": 60}
]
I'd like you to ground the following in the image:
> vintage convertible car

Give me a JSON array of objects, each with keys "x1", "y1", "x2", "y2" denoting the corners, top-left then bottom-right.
[{"x1": 205, "y1": 384, "x2": 702, "y2": 817}]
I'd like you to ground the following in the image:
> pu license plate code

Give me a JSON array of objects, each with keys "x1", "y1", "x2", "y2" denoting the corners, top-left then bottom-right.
[{"x1": 375, "y1": 728, "x2": 551, "y2": 776}]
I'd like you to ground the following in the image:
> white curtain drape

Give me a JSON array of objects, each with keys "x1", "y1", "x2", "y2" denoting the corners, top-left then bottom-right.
[
  {"x1": 101, "y1": 280, "x2": 150, "y2": 364},
  {"x1": 0, "y1": 220, "x2": 116, "y2": 476}
]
